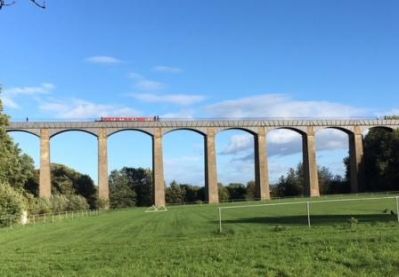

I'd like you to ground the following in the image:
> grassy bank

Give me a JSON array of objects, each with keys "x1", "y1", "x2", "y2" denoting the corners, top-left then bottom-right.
[{"x1": 1, "y1": 193, "x2": 399, "y2": 276}]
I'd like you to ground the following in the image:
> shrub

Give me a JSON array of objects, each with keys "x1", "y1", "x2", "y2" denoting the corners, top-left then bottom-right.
[
  {"x1": 0, "y1": 183, "x2": 25, "y2": 227},
  {"x1": 26, "y1": 194, "x2": 51, "y2": 215},
  {"x1": 67, "y1": 194, "x2": 89, "y2": 211},
  {"x1": 50, "y1": 195, "x2": 70, "y2": 213}
]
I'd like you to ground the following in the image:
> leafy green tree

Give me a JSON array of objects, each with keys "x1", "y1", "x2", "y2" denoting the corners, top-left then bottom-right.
[
  {"x1": 109, "y1": 167, "x2": 153, "y2": 207},
  {"x1": 245, "y1": 181, "x2": 256, "y2": 200},
  {"x1": 226, "y1": 183, "x2": 246, "y2": 200},
  {"x1": 166, "y1": 180, "x2": 186, "y2": 204},
  {"x1": 45, "y1": 163, "x2": 97, "y2": 208},
  {"x1": 363, "y1": 128, "x2": 399, "y2": 191},
  {"x1": 218, "y1": 183, "x2": 230, "y2": 202},
  {"x1": 273, "y1": 163, "x2": 348, "y2": 197},
  {"x1": 0, "y1": 91, "x2": 36, "y2": 190},
  {"x1": 0, "y1": 183, "x2": 25, "y2": 226}
]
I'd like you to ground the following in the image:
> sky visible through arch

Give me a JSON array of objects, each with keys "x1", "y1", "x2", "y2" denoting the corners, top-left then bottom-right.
[{"x1": 1, "y1": 0, "x2": 399, "y2": 186}]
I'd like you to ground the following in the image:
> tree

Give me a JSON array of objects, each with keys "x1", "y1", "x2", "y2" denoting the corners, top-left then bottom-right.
[
  {"x1": 245, "y1": 181, "x2": 256, "y2": 200},
  {"x1": 273, "y1": 163, "x2": 348, "y2": 197},
  {"x1": 218, "y1": 183, "x2": 230, "y2": 203},
  {"x1": 109, "y1": 167, "x2": 154, "y2": 207},
  {"x1": 31, "y1": 163, "x2": 98, "y2": 209},
  {"x1": 226, "y1": 183, "x2": 246, "y2": 200},
  {"x1": 165, "y1": 180, "x2": 186, "y2": 204},
  {"x1": 0, "y1": 183, "x2": 25, "y2": 226},
  {"x1": 363, "y1": 128, "x2": 399, "y2": 191},
  {"x1": 0, "y1": 88, "x2": 37, "y2": 191}
]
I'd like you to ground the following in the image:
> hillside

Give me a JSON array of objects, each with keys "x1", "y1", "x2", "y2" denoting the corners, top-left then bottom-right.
[{"x1": 1, "y1": 194, "x2": 399, "y2": 276}]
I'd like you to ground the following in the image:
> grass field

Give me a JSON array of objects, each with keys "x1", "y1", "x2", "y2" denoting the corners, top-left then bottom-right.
[{"x1": 1, "y1": 193, "x2": 399, "y2": 276}]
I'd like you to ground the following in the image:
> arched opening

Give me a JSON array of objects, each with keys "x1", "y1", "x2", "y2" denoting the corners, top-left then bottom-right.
[
  {"x1": 267, "y1": 128, "x2": 304, "y2": 197},
  {"x1": 315, "y1": 128, "x2": 350, "y2": 195},
  {"x1": 50, "y1": 131, "x2": 98, "y2": 208},
  {"x1": 163, "y1": 129, "x2": 205, "y2": 205},
  {"x1": 108, "y1": 130, "x2": 153, "y2": 208},
  {"x1": 216, "y1": 129, "x2": 256, "y2": 202},
  {"x1": 7, "y1": 131, "x2": 40, "y2": 196},
  {"x1": 362, "y1": 126, "x2": 399, "y2": 192}
]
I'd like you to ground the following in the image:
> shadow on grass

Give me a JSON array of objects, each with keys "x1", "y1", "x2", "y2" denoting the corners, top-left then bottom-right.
[{"x1": 220, "y1": 214, "x2": 397, "y2": 226}]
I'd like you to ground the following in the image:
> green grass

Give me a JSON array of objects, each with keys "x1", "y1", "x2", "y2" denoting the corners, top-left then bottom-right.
[{"x1": 1, "y1": 193, "x2": 399, "y2": 276}]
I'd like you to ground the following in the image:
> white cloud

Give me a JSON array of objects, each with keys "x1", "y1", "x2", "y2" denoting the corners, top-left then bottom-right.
[
  {"x1": 39, "y1": 98, "x2": 139, "y2": 119},
  {"x1": 1, "y1": 96, "x2": 18, "y2": 109},
  {"x1": 85, "y1": 56, "x2": 122, "y2": 65},
  {"x1": 164, "y1": 155, "x2": 204, "y2": 186},
  {"x1": 152, "y1": 65, "x2": 182, "y2": 74},
  {"x1": 219, "y1": 128, "x2": 348, "y2": 158},
  {"x1": 2, "y1": 83, "x2": 55, "y2": 109},
  {"x1": 128, "y1": 72, "x2": 165, "y2": 91},
  {"x1": 132, "y1": 93, "x2": 205, "y2": 106},
  {"x1": 205, "y1": 94, "x2": 366, "y2": 118},
  {"x1": 128, "y1": 72, "x2": 144, "y2": 79},
  {"x1": 135, "y1": 80, "x2": 165, "y2": 91},
  {"x1": 220, "y1": 134, "x2": 253, "y2": 155},
  {"x1": 4, "y1": 83, "x2": 54, "y2": 96}
]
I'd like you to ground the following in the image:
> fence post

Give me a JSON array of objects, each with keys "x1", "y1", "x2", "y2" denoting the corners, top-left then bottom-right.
[
  {"x1": 306, "y1": 201, "x2": 311, "y2": 228},
  {"x1": 219, "y1": 207, "x2": 222, "y2": 233}
]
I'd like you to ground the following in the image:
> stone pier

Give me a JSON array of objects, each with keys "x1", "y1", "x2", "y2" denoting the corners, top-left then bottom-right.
[
  {"x1": 349, "y1": 126, "x2": 364, "y2": 193},
  {"x1": 254, "y1": 127, "x2": 270, "y2": 200},
  {"x1": 39, "y1": 128, "x2": 51, "y2": 198},
  {"x1": 98, "y1": 128, "x2": 109, "y2": 201},
  {"x1": 153, "y1": 128, "x2": 165, "y2": 207},
  {"x1": 303, "y1": 127, "x2": 320, "y2": 197},
  {"x1": 205, "y1": 128, "x2": 219, "y2": 204}
]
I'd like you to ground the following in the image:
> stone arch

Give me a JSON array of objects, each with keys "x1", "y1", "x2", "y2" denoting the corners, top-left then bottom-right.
[
  {"x1": 107, "y1": 128, "x2": 154, "y2": 138},
  {"x1": 316, "y1": 126, "x2": 354, "y2": 136},
  {"x1": 368, "y1": 125, "x2": 394, "y2": 132},
  {"x1": 163, "y1": 127, "x2": 206, "y2": 137},
  {"x1": 6, "y1": 129, "x2": 40, "y2": 138},
  {"x1": 49, "y1": 129, "x2": 98, "y2": 139},
  {"x1": 215, "y1": 128, "x2": 258, "y2": 201},
  {"x1": 314, "y1": 127, "x2": 352, "y2": 195},
  {"x1": 267, "y1": 127, "x2": 314, "y2": 196},
  {"x1": 216, "y1": 127, "x2": 258, "y2": 136},
  {"x1": 49, "y1": 129, "x2": 98, "y2": 192},
  {"x1": 162, "y1": 128, "x2": 207, "y2": 203},
  {"x1": 270, "y1": 126, "x2": 307, "y2": 136}
]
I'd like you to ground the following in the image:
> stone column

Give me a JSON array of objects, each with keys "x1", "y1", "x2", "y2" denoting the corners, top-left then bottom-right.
[
  {"x1": 254, "y1": 127, "x2": 270, "y2": 200},
  {"x1": 153, "y1": 128, "x2": 165, "y2": 207},
  {"x1": 39, "y1": 128, "x2": 51, "y2": 198},
  {"x1": 349, "y1": 126, "x2": 364, "y2": 193},
  {"x1": 205, "y1": 128, "x2": 219, "y2": 204},
  {"x1": 303, "y1": 127, "x2": 320, "y2": 197},
  {"x1": 98, "y1": 128, "x2": 109, "y2": 202}
]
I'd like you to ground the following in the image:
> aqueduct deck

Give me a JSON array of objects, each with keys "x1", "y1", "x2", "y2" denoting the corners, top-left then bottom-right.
[{"x1": 7, "y1": 119, "x2": 399, "y2": 206}]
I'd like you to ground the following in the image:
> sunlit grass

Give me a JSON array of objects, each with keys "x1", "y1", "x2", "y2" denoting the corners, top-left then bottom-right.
[{"x1": 1, "y1": 193, "x2": 399, "y2": 276}]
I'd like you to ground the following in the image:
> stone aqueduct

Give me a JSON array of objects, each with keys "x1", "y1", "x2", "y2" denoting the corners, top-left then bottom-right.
[{"x1": 6, "y1": 119, "x2": 399, "y2": 207}]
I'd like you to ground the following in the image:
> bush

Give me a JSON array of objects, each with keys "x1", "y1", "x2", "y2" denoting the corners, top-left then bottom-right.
[
  {"x1": 26, "y1": 194, "x2": 51, "y2": 215},
  {"x1": 0, "y1": 183, "x2": 25, "y2": 227},
  {"x1": 50, "y1": 195, "x2": 70, "y2": 213},
  {"x1": 49, "y1": 194, "x2": 90, "y2": 212},
  {"x1": 67, "y1": 194, "x2": 89, "y2": 211}
]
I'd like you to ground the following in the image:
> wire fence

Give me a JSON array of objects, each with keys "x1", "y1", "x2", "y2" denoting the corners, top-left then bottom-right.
[
  {"x1": 218, "y1": 195, "x2": 399, "y2": 233},
  {"x1": 0, "y1": 209, "x2": 101, "y2": 230}
]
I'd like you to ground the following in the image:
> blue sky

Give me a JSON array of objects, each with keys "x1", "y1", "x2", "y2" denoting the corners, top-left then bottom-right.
[{"x1": 1, "y1": 0, "x2": 399, "y2": 186}]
